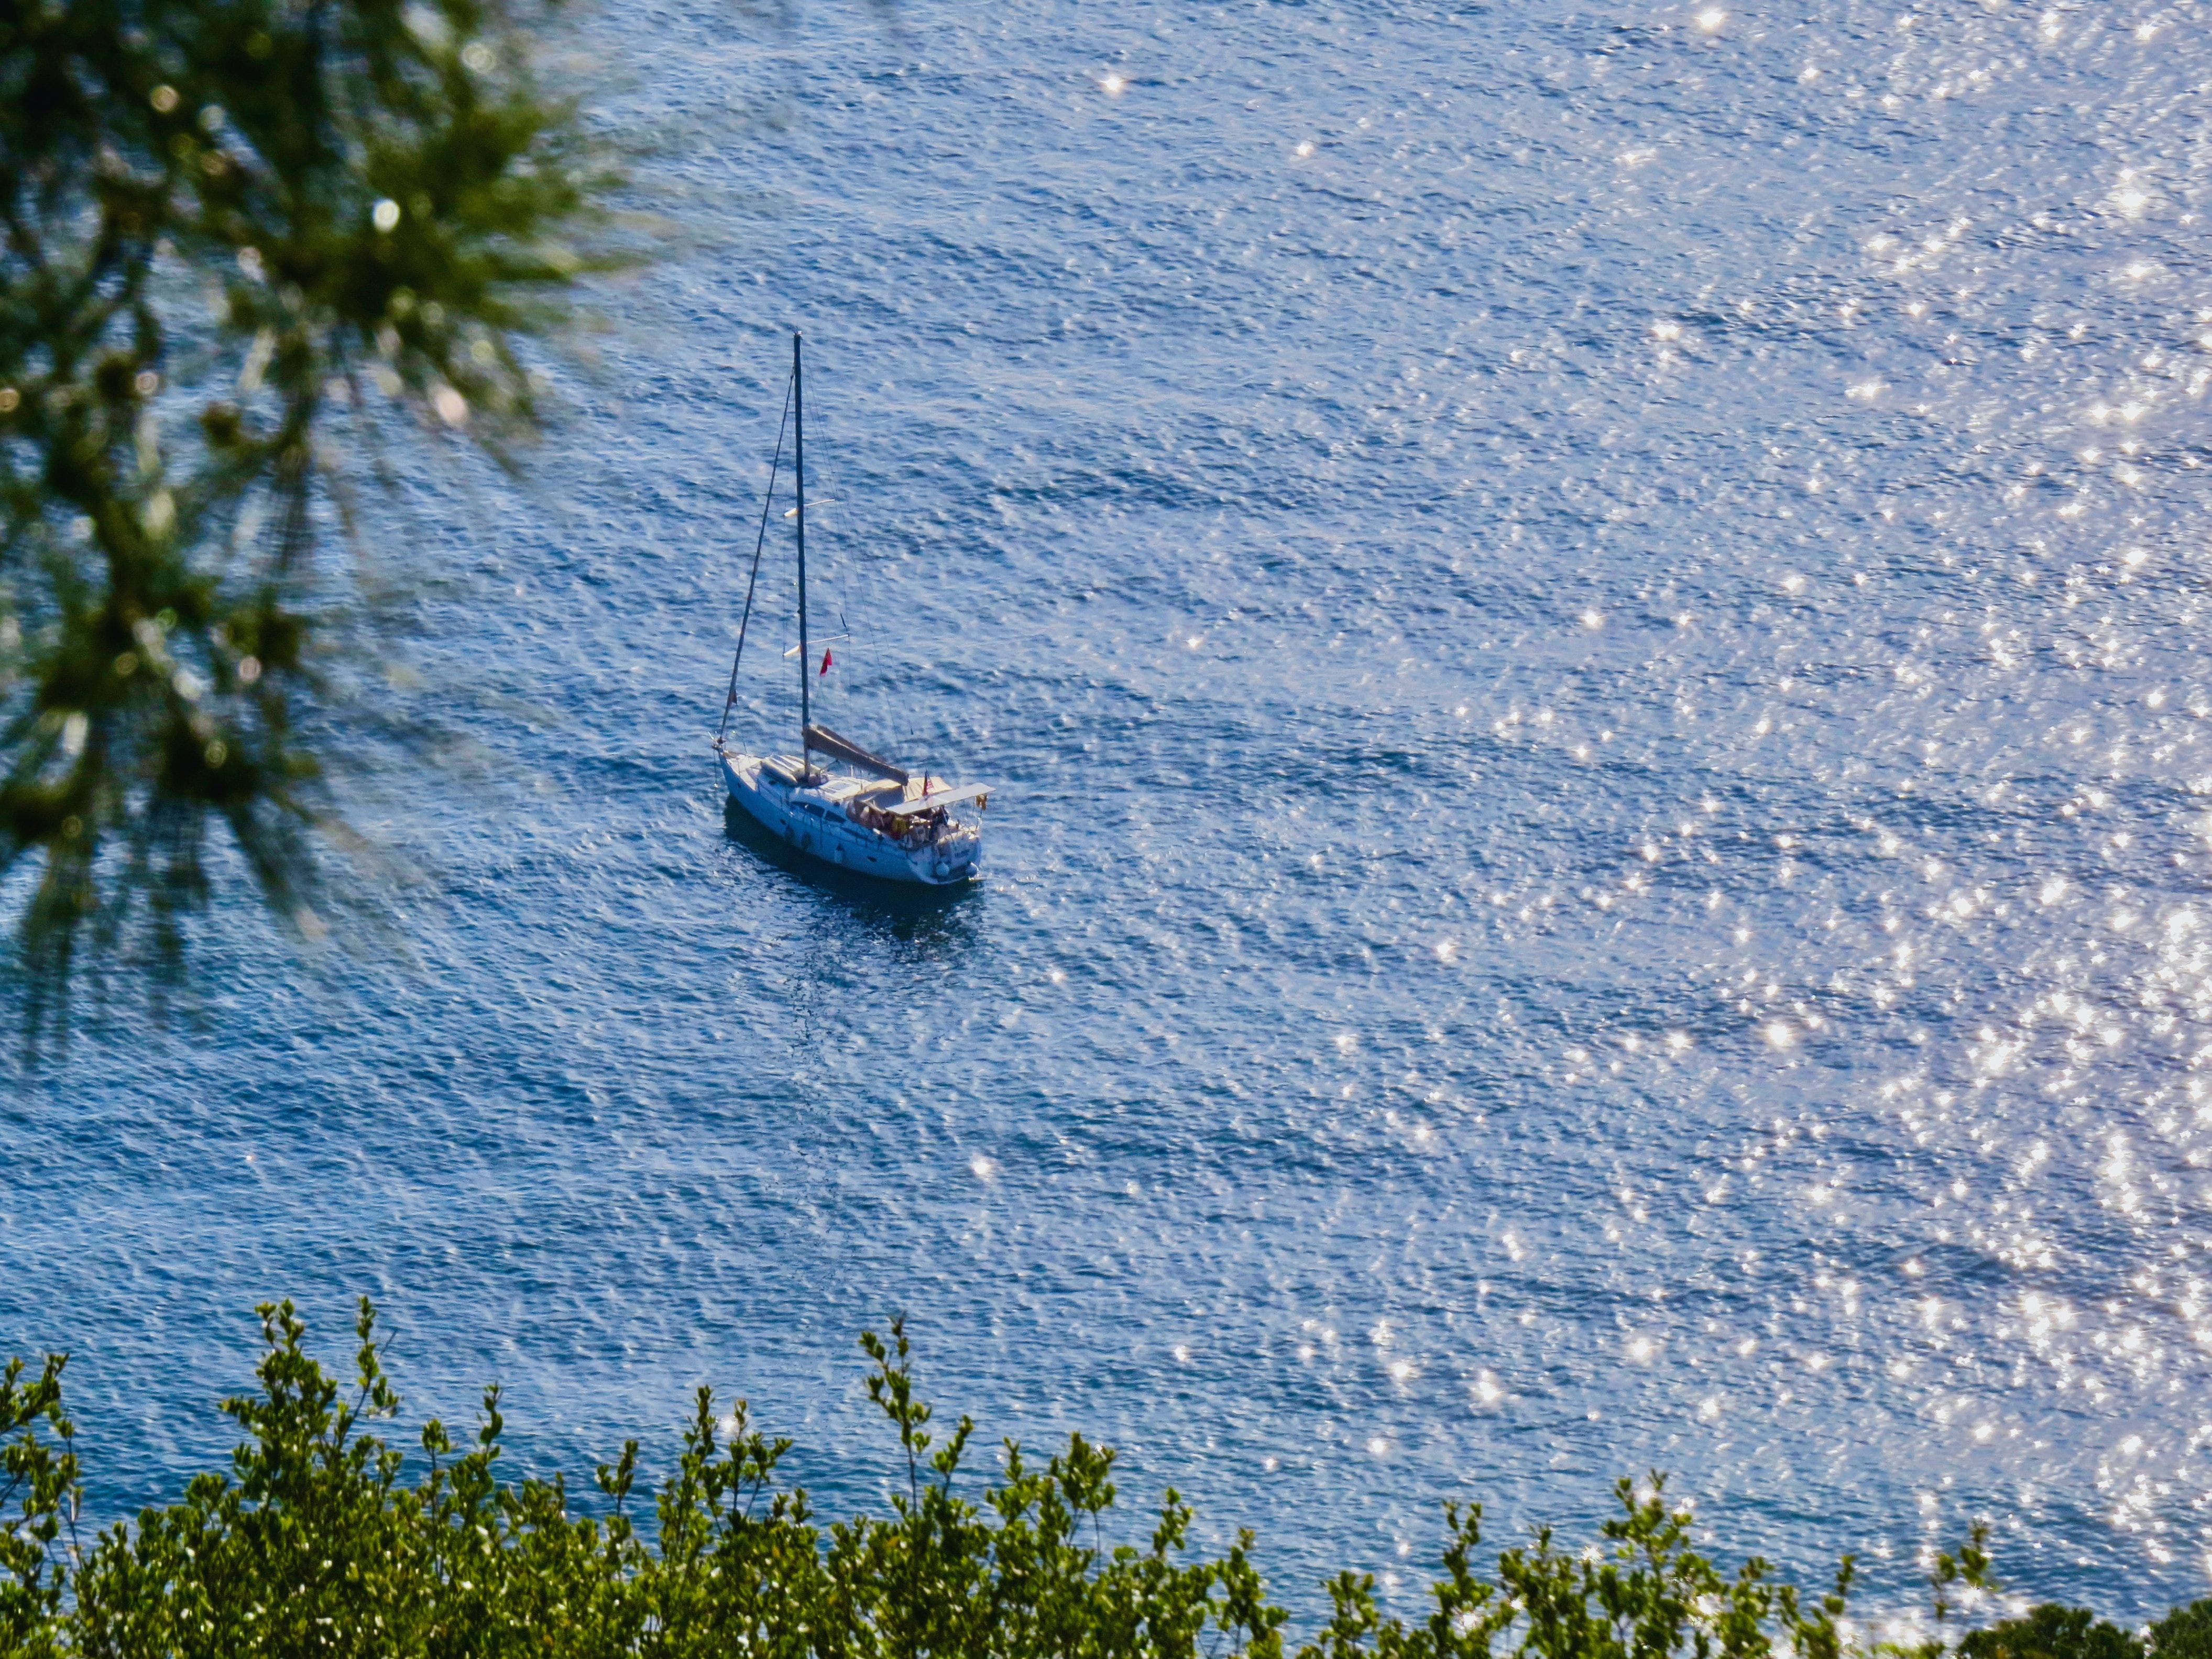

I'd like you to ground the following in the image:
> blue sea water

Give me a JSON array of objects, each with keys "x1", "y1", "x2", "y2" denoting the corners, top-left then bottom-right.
[{"x1": 8, "y1": 0, "x2": 2212, "y2": 1629}]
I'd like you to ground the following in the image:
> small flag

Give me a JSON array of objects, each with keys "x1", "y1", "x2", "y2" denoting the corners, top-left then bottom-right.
[{"x1": 819, "y1": 648, "x2": 834, "y2": 676}]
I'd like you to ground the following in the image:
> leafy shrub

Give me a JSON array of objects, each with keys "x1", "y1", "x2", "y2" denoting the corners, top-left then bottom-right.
[
  {"x1": 1957, "y1": 1605, "x2": 2144, "y2": 1659},
  {"x1": 2150, "y1": 1602, "x2": 2212, "y2": 1659},
  {"x1": 0, "y1": 1300, "x2": 2159, "y2": 1659}
]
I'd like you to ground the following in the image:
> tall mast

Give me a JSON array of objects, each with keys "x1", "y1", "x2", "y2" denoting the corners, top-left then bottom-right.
[{"x1": 793, "y1": 331, "x2": 811, "y2": 768}]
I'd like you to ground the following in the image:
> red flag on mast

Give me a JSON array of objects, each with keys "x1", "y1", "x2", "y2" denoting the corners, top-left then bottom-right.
[{"x1": 819, "y1": 647, "x2": 833, "y2": 676}]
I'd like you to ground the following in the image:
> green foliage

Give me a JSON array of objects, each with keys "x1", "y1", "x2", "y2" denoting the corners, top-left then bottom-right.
[
  {"x1": 0, "y1": 0, "x2": 616, "y2": 1030},
  {"x1": 0, "y1": 1299, "x2": 2164, "y2": 1659},
  {"x1": 3, "y1": 1304, "x2": 1297, "y2": 1658},
  {"x1": 1932, "y1": 1527, "x2": 1998, "y2": 1628},
  {"x1": 2149, "y1": 1601, "x2": 2212, "y2": 1659},
  {"x1": 1, "y1": 1353, "x2": 78, "y2": 1659},
  {"x1": 1295, "y1": 1477, "x2": 1855, "y2": 1659},
  {"x1": 1957, "y1": 1606, "x2": 2145, "y2": 1659},
  {"x1": 1870, "y1": 1524, "x2": 2004, "y2": 1659}
]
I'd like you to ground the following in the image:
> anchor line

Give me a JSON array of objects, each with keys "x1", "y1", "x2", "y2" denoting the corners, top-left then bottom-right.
[{"x1": 717, "y1": 369, "x2": 796, "y2": 747}]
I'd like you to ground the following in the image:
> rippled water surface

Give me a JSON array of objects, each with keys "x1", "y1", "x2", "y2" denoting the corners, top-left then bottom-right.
[{"x1": 10, "y1": 0, "x2": 2212, "y2": 1624}]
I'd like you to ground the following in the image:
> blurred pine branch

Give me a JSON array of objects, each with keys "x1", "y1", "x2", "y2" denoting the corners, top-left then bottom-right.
[{"x1": 0, "y1": 0, "x2": 629, "y2": 1042}]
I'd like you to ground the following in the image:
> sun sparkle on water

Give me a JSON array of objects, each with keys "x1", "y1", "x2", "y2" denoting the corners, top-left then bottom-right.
[{"x1": 13, "y1": 0, "x2": 2212, "y2": 1628}]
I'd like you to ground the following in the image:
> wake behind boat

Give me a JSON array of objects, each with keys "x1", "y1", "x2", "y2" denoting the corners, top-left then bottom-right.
[{"x1": 711, "y1": 334, "x2": 991, "y2": 886}]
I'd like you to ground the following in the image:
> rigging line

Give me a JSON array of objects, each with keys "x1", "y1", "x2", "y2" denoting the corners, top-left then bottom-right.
[{"x1": 717, "y1": 368, "x2": 796, "y2": 747}]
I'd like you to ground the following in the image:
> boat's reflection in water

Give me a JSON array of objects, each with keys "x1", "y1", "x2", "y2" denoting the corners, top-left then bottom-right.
[{"x1": 721, "y1": 796, "x2": 980, "y2": 948}]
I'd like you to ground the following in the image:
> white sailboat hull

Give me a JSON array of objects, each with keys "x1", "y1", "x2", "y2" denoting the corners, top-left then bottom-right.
[{"x1": 721, "y1": 751, "x2": 984, "y2": 886}]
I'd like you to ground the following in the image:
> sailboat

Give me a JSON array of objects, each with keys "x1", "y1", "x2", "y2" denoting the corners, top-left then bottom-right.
[{"x1": 711, "y1": 333, "x2": 991, "y2": 886}]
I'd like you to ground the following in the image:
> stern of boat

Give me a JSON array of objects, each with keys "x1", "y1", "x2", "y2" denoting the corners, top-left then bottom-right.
[{"x1": 908, "y1": 821, "x2": 984, "y2": 885}]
